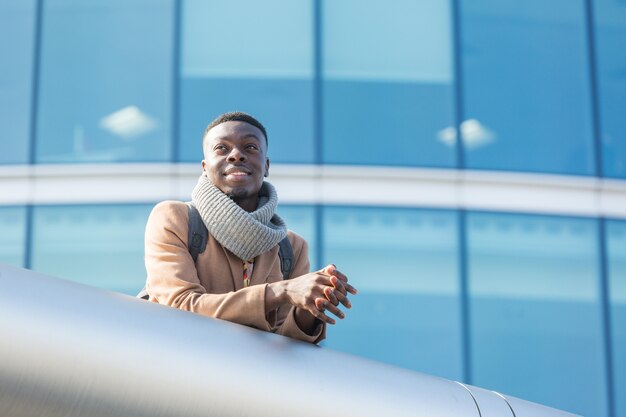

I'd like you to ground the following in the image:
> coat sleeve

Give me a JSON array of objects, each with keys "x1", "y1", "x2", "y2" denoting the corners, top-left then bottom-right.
[
  {"x1": 273, "y1": 233, "x2": 326, "y2": 344},
  {"x1": 144, "y1": 201, "x2": 274, "y2": 332}
]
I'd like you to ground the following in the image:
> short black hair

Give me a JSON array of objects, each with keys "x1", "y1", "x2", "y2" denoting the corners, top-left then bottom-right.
[{"x1": 203, "y1": 111, "x2": 268, "y2": 146}]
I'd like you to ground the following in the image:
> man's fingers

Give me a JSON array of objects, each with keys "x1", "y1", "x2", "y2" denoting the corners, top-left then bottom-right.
[
  {"x1": 327, "y1": 267, "x2": 358, "y2": 295},
  {"x1": 322, "y1": 264, "x2": 336, "y2": 275},
  {"x1": 312, "y1": 309, "x2": 335, "y2": 324},
  {"x1": 328, "y1": 278, "x2": 352, "y2": 308},
  {"x1": 329, "y1": 276, "x2": 358, "y2": 306},
  {"x1": 345, "y1": 283, "x2": 358, "y2": 295},
  {"x1": 333, "y1": 276, "x2": 358, "y2": 295},
  {"x1": 329, "y1": 275, "x2": 347, "y2": 295},
  {"x1": 323, "y1": 286, "x2": 339, "y2": 306},
  {"x1": 331, "y1": 268, "x2": 348, "y2": 282},
  {"x1": 325, "y1": 303, "x2": 345, "y2": 320},
  {"x1": 315, "y1": 297, "x2": 344, "y2": 320},
  {"x1": 309, "y1": 298, "x2": 335, "y2": 324},
  {"x1": 339, "y1": 295, "x2": 352, "y2": 309}
]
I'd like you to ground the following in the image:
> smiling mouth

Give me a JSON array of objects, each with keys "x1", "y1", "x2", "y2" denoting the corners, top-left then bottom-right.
[{"x1": 223, "y1": 168, "x2": 251, "y2": 178}]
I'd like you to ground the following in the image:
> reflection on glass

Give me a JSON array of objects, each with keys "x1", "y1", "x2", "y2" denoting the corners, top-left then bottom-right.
[
  {"x1": 179, "y1": 0, "x2": 314, "y2": 164},
  {"x1": 322, "y1": 206, "x2": 462, "y2": 380},
  {"x1": 36, "y1": 0, "x2": 173, "y2": 163},
  {"x1": 467, "y1": 212, "x2": 606, "y2": 417},
  {"x1": 607, "y1": 220, "x2": 626, "y2": 417},
  {"x1": 31, "y1": 204, "x2": 152, "y2": 294},
  {"x1": 594, "y1": 0, "x2": 626, "y2": 179},
  {"x1": 461, "y1": 0, "x2": 595, "y2": 175},
  {"x1": 0, "y1": 207, "x2": 27, "y2": 267},
  {"x1": 0, "y1": 0, "x2": 35, "y2": 164},
  {"x1": 322, "y1": 0, "x2": 455, "y2": 167},
  {"x1": 276, "y1": 204, "x2": 317, "y2": 270}
]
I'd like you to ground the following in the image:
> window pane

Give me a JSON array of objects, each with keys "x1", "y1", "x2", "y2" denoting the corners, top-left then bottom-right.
[
  {"x1": 179, "y1": 0, "x2": 314, "y2": 164},
  {"x1": 607, "y1": 220, "x2": 626, "y2": 417},
  {"x1": 594, "y1": 0, "x2": 626, "y2": 179},
  {"x1": 467, "y1": 213, "x2": 606, "y2": 417},
  {"x1": 322, "y1": 0, "x2": 456, "y2": 167},
  {"x1": 0, "y1": 206, "x2": 27, "y2": 267},
  {"x1": 31, "y1": 204, "x2": 152, "y2": 295},
  {"x1": 0, "y1": 0, "x2": 35, "y2": 164},
  {"x1": 460, "y1": 0, "x2": 595, "y2": 175},
  {"x1": 322, "y1": 207, "x2": 462, "y2": 380},
  {"x1": 36, "y1": 0, "x2": 174, "y2": 163}
]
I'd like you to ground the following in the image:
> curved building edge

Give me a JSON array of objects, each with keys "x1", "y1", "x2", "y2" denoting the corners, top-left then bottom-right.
[{"x1": 1, "y1": 163, "x2": 625, "y2": 219}]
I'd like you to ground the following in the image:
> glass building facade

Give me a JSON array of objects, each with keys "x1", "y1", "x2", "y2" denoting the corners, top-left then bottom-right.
[{"x1": 1, "y1": 1, "x2": 625, "y2": 416}]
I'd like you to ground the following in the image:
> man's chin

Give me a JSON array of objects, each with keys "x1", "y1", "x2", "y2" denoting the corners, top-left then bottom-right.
[{"x1": 225, "y1": 188, "x2": 249, "y2": 201}]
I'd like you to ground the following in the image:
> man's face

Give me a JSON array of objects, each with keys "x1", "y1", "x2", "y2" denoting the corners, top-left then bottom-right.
[{"x1": 202, "y1": 121, "x2": 270, "y2": 211}]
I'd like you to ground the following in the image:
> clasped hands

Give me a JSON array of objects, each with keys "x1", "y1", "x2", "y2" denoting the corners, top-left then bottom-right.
[{"x1": 284, "y1": 264, "x2": 358, "y2": 325}]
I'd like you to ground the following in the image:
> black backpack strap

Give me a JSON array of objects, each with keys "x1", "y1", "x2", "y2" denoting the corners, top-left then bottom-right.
[
  {"x1": 137, "y1": 202, "x2": 208, "y2": 300},
  {"x1": 277, "y1": 236, "x2": 294, "y2": 280},
  {"x1": 186, "y1": 202, "x2": 208, "y2": 263}
]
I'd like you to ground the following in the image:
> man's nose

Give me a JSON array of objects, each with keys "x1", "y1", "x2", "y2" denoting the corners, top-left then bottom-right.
[{"x1": 227, "y1": 147, "x2": 246, "y2": 162}]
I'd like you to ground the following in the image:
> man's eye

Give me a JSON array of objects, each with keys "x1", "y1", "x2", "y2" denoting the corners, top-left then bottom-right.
[
  {"x1": 246, "y1": 144, "x2": 259, "y2": 151},
  {"x1": 214, "y1": 145, "x2": 227, "y2": 151}
]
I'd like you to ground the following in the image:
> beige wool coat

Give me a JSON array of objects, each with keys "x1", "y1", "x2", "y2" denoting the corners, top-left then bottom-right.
[{"x1": 144, "y1": 200, "x2": 325, "y2": 343}]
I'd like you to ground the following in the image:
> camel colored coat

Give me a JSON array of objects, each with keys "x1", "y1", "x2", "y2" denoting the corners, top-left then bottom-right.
[{"x1": 144, "y1": 200, "x2": 325, "y2": 343}]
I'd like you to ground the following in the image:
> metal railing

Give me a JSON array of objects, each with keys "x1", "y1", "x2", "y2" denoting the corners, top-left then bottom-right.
[{"x1": 0, "y1": 264, "x2": 579, "y2": 417}]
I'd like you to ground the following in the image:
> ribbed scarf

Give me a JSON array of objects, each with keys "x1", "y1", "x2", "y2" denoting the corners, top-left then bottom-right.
[{"x1": 191, "y1": 175, "x2": 288, "y2": 261}]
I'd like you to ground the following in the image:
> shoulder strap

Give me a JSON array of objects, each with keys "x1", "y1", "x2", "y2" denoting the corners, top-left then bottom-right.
[
  {"x1": 277, "y1": 236, "x2": 294, "y2": 280},
  {"x1": 186, "y1": 202, "x2": 208, "y2": 263}
]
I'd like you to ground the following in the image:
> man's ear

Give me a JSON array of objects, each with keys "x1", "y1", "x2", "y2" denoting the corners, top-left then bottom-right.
[
  {"x1": 264, "y1": 158, "x2": 270, "y2": 177},
  {"x1": 201, "y1": 160, "x2": 207, "y2": 176}
]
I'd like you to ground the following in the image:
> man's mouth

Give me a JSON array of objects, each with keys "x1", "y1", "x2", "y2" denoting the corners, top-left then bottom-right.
[{"x1": 224, "y1": 167, "x2": 251, "y2": 178}]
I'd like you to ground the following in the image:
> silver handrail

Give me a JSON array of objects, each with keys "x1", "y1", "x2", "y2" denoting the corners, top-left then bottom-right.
[{"x1": 0, "y1": 264, "x2": 580, "y2": 417}]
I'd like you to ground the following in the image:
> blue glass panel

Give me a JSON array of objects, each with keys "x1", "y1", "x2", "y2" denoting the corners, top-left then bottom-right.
[
  {"x1": 179, "y1": 79, "x2": 314, "y2": 163},
  {"x1": 607, "y1": 220, "x2": 626, "y2": 417},
  {"x1": 321, "y1": 206, "x2": 462, "y2": 380},
  {"x1": 461, "y1": 0, "x2": 595, "y2": 175},
  {"x1": 31, "y1": 204, "x2": 152, "y2": 294},
  {"x1": 322, "y1": 0, "x2": 455, "y2": 167},
  {"x1": 0, "y1": 0, "x2": 35, "y2": 164},
  {"x1": 0, "y1": 206, "x2": 27, "y2": 267},
  {"x1": 179, "y1": 0, "x2": 314, "y2": 164},
  {"x1": 594, "y1": 1, "x2": 626, "y2": 179},
  {"x1": 36, "y1": 0, "x2": 173, "y2": 163},
  {"x1": 276, "y1": 204, "x2": 317, "y2": 270},
  {"x1": 467, "y1": 213, "x2": 606, "y2": 416}
]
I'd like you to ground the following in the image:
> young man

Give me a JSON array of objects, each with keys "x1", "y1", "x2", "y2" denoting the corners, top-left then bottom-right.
[{"x1": 144, "y1": 112, "x2": 356, "y2": 343}]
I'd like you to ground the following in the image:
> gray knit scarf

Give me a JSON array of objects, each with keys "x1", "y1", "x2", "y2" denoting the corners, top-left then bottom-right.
[{"x1": 191, "y1": 175, "x2": 288, "y2": 261}]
